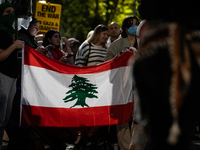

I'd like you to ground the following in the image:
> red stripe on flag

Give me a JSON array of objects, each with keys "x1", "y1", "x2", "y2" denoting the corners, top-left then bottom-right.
[
  {"x1": 21, "y1": 102, "x2": 133, "y2": 127},
  {"x1": 24, "y1": 45, "x2": 134, "y2": 74}
]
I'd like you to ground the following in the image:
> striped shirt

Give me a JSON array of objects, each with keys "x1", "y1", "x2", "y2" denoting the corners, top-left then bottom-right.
[{"x1": 75, "y1": 42, "x2": 107, "y2": 66}]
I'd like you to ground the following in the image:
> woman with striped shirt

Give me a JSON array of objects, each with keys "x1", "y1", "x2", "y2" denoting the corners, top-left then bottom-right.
[{"x1": 75, "y1": 24, "x2": 108, "y2": 66}]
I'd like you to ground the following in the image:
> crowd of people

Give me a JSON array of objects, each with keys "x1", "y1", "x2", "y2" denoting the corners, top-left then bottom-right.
[
  {"x1": 0, "y1": 1, "x2": 141, "y2": 150},
  {"x1": 1, "y1": 0, "x2": 200, "y2": 150}
]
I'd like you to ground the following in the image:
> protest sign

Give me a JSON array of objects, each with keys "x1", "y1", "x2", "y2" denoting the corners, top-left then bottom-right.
[{"x1": 35, "y1": 2, "x2": 62, "y2": 33}]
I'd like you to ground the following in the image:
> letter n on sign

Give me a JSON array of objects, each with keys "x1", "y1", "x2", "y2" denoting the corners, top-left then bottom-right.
[{"x1": 35, "y1": 2, "x2": 62, "y2": 33}]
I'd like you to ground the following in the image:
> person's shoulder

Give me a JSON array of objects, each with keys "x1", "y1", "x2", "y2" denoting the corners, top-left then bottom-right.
[
  {"x1": 79, "y1": 41, "x2": 90, "y2": 49},
  {"x1": 112, "y1": 37, "x2": 123, "y2": 44},
  {"x1": 109, "y1": 37, "x2": 123, "y2": 48},
  {"x1": 120, "y1": 37, "x2": 129, "y2": 42},
  {"x1": 80, "y1": 41, "x2": 89, "y2": 46}
]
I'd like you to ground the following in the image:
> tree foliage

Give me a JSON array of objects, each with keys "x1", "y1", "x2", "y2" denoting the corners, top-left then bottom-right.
[
  {"x1": 32, "y1": 0, "x2": 138, "y2": 42},
  {"x1": 63, "y1": 75, "x2": 98, "y2": 108}
]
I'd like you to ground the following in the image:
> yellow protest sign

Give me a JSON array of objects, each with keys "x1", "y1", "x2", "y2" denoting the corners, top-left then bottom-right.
[{"x1": 35, "y1": 2, "x2": 62, "y2": 33}]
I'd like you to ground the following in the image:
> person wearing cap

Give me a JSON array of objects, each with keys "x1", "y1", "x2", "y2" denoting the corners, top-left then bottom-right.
[
  {"x1": 35, "y1": 34, "x2": 44, "y2": 42},
  {"x1": 0, "y1": 2, "x2": 23, "y2": 149},
  {"x1": 67, "y1": 38, "x2": 81, "y2": 60},
  {"x1": 35, "y1": 34, "x2": 44, "y2": 46}
]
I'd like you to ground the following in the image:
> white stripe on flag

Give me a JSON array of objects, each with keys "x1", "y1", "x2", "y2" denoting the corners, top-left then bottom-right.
[{"x1": 22, "y1": 65, "x2": 133, "y2": 108}]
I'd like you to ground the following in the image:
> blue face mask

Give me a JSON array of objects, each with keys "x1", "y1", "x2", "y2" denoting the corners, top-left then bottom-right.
[{"x1": 127, "y1": 25, "x2": 138, "y2": 36}]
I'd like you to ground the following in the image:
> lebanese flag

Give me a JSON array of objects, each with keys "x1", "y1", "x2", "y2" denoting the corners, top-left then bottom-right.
[{"x1": 21, "y1": 45, "x2": 134, "y2": 127}]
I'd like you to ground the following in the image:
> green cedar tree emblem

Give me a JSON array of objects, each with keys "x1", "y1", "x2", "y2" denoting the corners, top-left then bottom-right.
[{"x1": 63, "y1": 75, "x2": 98, "y2": 108}]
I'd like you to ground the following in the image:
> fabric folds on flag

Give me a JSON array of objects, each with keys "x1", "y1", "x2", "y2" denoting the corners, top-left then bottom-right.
[{"x1": 21, "y1": 45, "x2": 134, "y2": 127}]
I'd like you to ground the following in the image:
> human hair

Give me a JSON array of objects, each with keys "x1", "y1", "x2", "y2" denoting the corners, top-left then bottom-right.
[
  {"x1": 29, "y1": 17, "x2": 39, "y2": 26},
  {"x1": 87, "y1": 30, "x2": 94, "y2": 39},
  {"x1": 121, "y1": 16, "x2": 140, "y2": 38},
  {"x1": 18, "y1": 16, "x2": 39, "y2": 34},
  {"x1": 42, "y1": 29, "x2": 60, "y2": 47},
  {"x1": 138, "y1": 0, "x2": 200, "y2": 29},
  {"x1": 87, "y1": 24, "x2": 108, "y2": 47}
]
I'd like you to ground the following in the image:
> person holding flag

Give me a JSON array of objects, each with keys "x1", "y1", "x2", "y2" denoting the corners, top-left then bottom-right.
[
  {"x1": 75, "y1": 24, "x2": 108, "y2": 66},
  {"x1": 104, "y1": 15, "x2": 139, "y2": 150},
  {"x1": 0, "y1": 2, "x2": 23, "y2": 149}
]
